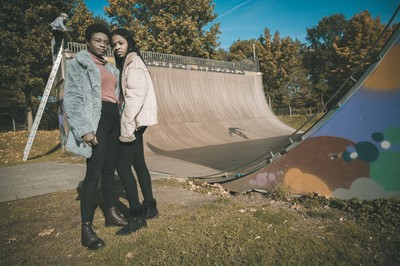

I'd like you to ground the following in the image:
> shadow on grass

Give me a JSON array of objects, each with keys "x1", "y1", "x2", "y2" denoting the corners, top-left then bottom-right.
[
  {"x1": 76, "y1": 176, "x2": 130, "y2": 219},
  {"x1": 28, "y1": 143, "x2": 62, "y2": 160}
]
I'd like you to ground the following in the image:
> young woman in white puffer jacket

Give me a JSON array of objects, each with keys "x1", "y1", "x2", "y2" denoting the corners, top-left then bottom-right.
[{"x1": 111, "y1": 28, "x2": 159, "y2": 236}]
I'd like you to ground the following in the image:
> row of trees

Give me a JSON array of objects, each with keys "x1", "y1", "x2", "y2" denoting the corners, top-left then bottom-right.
[
  {"x1": 228, "y1": 12, "x2": 395, "y2": 112},
  {"x1": 0, "y1": 0, "x2": 397, "y2": 131}
]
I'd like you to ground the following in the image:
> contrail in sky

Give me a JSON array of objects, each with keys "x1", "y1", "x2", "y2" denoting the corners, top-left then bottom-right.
[{"x1": 217, "y1": 0, "x2": 253, "y2": 20}]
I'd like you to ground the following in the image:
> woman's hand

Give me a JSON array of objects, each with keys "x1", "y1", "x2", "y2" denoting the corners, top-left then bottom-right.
[{"x1": 82, "y1": 133, "x2": 98, "y2": 147}]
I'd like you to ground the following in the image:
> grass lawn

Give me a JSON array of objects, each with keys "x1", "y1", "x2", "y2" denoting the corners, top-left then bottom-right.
[
  {"x1": 1, "y1": 179, "x2": 399, "y2": 265},
  {"x1": 0, "y1": 116, "x2": 399, "y2": 265}
]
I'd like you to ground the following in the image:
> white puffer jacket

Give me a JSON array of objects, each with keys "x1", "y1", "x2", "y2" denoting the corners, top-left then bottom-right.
[{"x1": 119, "y1": 52, "x2": 158, "y2": 142}]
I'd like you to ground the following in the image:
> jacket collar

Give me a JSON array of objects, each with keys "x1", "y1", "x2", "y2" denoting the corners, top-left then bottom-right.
[
  {"x1": 75, "y1": 50, "x2": 106, "y2": 68},
  {"x1": 122, "y1": 52, "x2": 137, "y2": 70}
]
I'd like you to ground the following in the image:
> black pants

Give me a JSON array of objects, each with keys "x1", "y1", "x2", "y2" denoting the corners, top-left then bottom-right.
[
  {"x1": 80, "y1": 101, "x2": 119, "y2": 223},
  {"x1": 51, "y1": 30, "x2": 67, "y2": 55},
  {"x1": 116, "y1": 126, "x2": 155, "y2": 211}
]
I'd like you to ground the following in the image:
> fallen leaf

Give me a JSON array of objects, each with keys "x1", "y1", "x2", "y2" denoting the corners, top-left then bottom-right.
[
  {"x1": 6, "y1": 236, "x2": 18, "y2": 244},
  {"x1": 38, "y1": 228, "x2": 54, "y2": 237},
  {"x1": 290, "y1": 204, "x2": 302, "y2": 210}
]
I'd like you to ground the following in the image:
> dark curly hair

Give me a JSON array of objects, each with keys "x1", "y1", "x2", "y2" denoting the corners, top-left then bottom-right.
[{"x1": 85, "y1": 23, "x2": 110, "y2": 42}]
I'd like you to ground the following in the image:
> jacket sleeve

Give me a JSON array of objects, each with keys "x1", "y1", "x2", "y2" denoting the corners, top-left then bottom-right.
[
  {"x1": 57, "y1": 17, "x2": 67, "y2": 31},
  {"x1": 63, "y1": 60, "x2": 94, "y2": 141},
  {"x1": 119, "y1": 66, "x2": 149, "y2": 142}
]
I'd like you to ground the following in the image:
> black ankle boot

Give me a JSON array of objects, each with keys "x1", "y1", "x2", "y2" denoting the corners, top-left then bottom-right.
[
  {"x1": 81, "y1": 222, "x2": 105, "y2": 250},
  {"x1": 143, "y1": 199, "x2": 159, "y2": 219},
  {"x1": 104, "y1": 206, "x2": 128, "y2": 227},
  {"x1": 116, "y1": 208, "x2": 147, "y2": 236}
]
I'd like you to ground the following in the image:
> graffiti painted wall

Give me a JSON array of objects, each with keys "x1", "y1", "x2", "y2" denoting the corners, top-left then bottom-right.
[{"x1": 224, "y1": 27, "x2": 400, "y2": 200}]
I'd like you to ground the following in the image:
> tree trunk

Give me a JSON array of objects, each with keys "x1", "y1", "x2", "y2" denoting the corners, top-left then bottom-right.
[
  {"x1": 320, "y1": 93, "x2": 325, "y2": 112},
  {"x1": 26, "y1": 109, "x2": 33, "y2": 132},
  {"x1": 24, "y1": 91, "x2": 33, "y2": 132},
  {"x1": 268, "y1": 95, "x2": 272, "y2": 111}
]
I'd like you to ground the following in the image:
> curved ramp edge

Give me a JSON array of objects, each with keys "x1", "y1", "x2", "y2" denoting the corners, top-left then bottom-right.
[{"x1": 221, "y1": 26, "x2": 400, "y2": 200}]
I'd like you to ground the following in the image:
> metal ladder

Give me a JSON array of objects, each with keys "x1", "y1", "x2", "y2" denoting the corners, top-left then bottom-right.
[{"x1": 22, "y1": 45, "x2": 64, "y2": 161}]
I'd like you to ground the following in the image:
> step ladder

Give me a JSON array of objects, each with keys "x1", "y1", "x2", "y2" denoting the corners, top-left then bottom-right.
[{"x1": 22, "y1": 44, "x2": 64, "y2": 161}]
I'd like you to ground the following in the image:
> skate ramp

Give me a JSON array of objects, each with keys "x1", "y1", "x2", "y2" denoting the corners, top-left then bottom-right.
[
  {"x1": 221, "y1": 25, "x2": 400, "y2": 200},
  {"x1": 142, "y1": 68, "x2": 295, "y2": 176},
  {"x1": 57, "y1": 44, "x2": 296, "y2": 178}
]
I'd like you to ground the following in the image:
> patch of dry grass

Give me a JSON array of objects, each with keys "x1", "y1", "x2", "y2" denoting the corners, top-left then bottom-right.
[
  {"x1": 1, "y1": 183, "x2": 399, "y2": 265},
  {"x1": 277, "y1": 113, "x2": 323, "y2": 131},
  {"x1": 0, "y1": 130, "x2": 83, "y2": 165}
]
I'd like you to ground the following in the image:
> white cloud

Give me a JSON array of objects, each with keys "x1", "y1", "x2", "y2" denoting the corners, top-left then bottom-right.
[{"x1": 333, "y1": 178, "x2": 400, "y2": 200}]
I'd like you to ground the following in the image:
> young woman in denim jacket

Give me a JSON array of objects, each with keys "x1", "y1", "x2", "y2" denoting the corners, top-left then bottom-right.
[{"x1": 64, "y1": 24, "x2": 127, "y2": 250}]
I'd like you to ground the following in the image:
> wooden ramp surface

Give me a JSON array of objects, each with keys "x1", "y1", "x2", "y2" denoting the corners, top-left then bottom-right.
[{"x1": 143, "y1": 67, "x2": 294, "y2": 177}]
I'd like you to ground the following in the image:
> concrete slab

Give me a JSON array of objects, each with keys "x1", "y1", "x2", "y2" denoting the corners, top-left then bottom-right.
[{"x1": 0, "y1": 161, "x2": 172, "y2": 203}]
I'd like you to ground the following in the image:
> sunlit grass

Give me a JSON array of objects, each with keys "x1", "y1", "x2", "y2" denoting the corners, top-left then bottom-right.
[{"x1": 1, "y1": 186, "x2": 399, "y2": 265}]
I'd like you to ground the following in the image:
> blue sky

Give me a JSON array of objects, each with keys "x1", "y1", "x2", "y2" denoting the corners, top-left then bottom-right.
[{"x1": 84, "y1": 0, "x2": 400, "y2": 48}]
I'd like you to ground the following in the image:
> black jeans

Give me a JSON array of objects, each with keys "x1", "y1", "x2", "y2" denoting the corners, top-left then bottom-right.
[
  {"x1": 51, "y1": 30, "x2": 67, "y2": 55},
  {"x1": 116, "y1": 126, "x2": 155, "y2": 211},
  {"x1": 80, "y1": 101, "x2": 119, "y2": 223}
]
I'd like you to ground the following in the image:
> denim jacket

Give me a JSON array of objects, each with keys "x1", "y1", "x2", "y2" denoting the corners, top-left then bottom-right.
[{"x1": 63, "y1": 50, "x2": 120, "y2": 158}]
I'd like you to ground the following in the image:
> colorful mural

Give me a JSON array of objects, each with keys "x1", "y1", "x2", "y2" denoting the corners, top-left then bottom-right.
[{"x1": 223, "y1": 26, "x2": 400, "y2": 200}]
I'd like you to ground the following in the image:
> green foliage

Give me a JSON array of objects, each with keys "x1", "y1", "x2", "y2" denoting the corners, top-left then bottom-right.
[
  {"x1": 303, "y1": 11, "x2": 394, "y2": 110},
  {"x1": 0, "y1": 0, "x2": 65, "y2": 121},
  {"x1": 106, "y1": 0, "x2": 221, "y2": 58},
  {"x1": 66, "y1": 0, "x2": 95, "y2": 43},
  {"x1": 0, "y1": 0, "x2": 96, "y2": 129},
  {"x1": 213, "y1": 47, "x2": 229, "y2": 61},
  {"x1": 227, "y1": 31, "x2": 314, "y2": 113}
]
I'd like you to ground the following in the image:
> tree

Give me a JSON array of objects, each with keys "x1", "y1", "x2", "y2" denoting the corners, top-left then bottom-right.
[
  {"x1": 303, "y1": 14, "x2": 347, "y2": 110},
  {"x1": 331, "y1": 10, "x2": 394, "y2": 101},
  {"x1": 66, "y1": 0, "x2": 95, "y2": 43},
  {"x1": 93, "y1": 16, "x2": 111, "y2": 27},
  {"x1": 228, "y1": 39, "x2": 263, "y2": 62},
  {"x1": 303, "y1": 11, "x2": 394, "y2": 110},
  {"x1": 213, "y1": 48, "x2": 229, "y2": 61},
  {"x1": 105, "y1": 0, "x2": 221, "y2": 58},
  {"x1": 0, "y1": 0, "x2": 100, "y2": 132},
  {"x1": 227, "y1": 31, "x2": 311, "y2": 114},
  {"x1": 259, "y1": 30, "x2": 311, "y2": 113},
  {"x1": 0, "y1": 0, "x2": 83, "y2": 131}
]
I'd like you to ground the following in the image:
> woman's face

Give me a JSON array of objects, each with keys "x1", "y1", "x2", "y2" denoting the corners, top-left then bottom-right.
[
  {"x1": 87, "y1": 32, "x2": 110, "y2": 57},
  {"x1": 112, "y1": 34, "x2": 128, "y2": 58}
]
